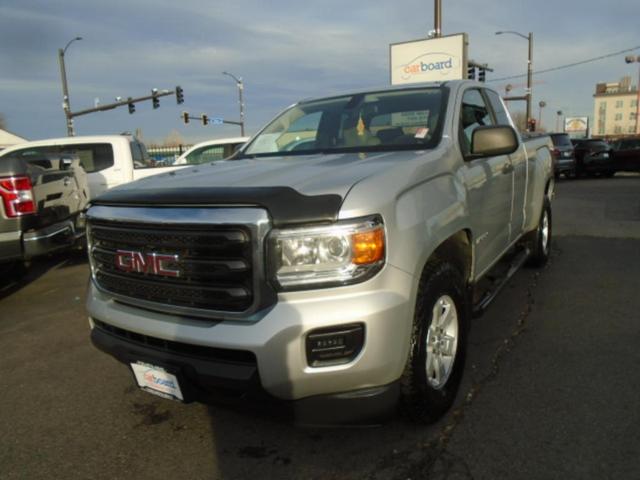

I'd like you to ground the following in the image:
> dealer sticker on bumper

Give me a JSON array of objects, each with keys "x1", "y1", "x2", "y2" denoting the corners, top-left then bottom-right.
[{"x1": 131, "y1": 362, "x2": 183, "y2": 401}]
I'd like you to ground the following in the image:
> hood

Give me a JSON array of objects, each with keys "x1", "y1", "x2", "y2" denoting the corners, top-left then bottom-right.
[
  {"x1": 92, "y1": 150, "x2": 434, "y2": 226},
  {"x1": 128, "y1": 150, "x2": 424, "y2": 197}
]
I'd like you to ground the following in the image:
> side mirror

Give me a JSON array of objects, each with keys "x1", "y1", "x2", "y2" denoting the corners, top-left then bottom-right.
[
  {"x1": 60, "y1": 157, "x2": 73, "y2": 170},
  {"x1": 469, "y1": 125, "x2": 519, "y2": 159}
]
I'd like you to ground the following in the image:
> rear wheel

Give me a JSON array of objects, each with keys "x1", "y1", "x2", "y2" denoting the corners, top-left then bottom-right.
[
  {"x1": 526, "y1": 198, "x2": 552, "y2": 267},
  {"x1": 401, "y1": 260, "x2": 468, "y2": 424}
]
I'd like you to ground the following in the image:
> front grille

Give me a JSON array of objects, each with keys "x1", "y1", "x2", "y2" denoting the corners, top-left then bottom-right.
[{"x1": 89, "y1": 218, "x2": 256, "y2": 314}]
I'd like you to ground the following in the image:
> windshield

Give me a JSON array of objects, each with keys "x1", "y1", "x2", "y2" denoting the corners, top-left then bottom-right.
[{"x1": 242, "y1": 87, "x2": 446, "y2": 158}]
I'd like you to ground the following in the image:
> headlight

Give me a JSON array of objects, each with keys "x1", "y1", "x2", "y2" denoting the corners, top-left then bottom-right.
[{"x1": 269, "y1": 216, "x2": 385, "y2": 290}]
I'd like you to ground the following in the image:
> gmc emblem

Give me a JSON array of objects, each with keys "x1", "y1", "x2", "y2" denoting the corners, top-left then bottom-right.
[{"x1": 115, "y1": 250, "x2": 180, "y2": 278}]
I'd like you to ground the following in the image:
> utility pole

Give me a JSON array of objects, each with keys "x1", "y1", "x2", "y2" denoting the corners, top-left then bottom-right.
[
  {"x1": 495, "y1": 31, "x2": 534, "y2": 130},
  {"x1": 222, "y1": 71, "x2": 245, "y2": 136},
  {"x1": 526, "y1": 32, "x2": 534, "y2": 130},
  {"x1": 434, "y1": 0, "x2": 442, "y2": 37},
  {"x1": 58, "y1": 36, "x2": 82, "y2": 136}
]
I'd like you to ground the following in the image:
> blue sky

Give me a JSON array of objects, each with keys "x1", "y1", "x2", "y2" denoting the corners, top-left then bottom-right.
[{"x1": 1, "y1": 0, "x2": 638, "y2": 144}]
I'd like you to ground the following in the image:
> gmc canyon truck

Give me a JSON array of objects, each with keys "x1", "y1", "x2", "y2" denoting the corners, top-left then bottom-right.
[
  {"x1": 0, "y1": 153, "x2": 88, "y2": 270},
  {"x1": 86, "y1": 80, "x2": 553, "y2": 424}
]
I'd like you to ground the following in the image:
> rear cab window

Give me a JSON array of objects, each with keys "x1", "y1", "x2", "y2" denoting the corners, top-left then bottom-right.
[
  {"x1": 550, "y1": 134, "x2": 572, "y2": 147},
  {"x1": 4, "y1": 143, "x2": 114, "y2": 173}
]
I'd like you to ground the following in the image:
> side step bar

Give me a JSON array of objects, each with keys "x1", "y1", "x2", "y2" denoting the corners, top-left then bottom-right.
[{"x1": 472, "y1": 247, "x2": 530, "y2": 318}]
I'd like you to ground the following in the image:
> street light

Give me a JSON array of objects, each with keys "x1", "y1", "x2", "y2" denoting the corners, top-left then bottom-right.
[
  {"x1": 496, "y1": 30, "x2": 533, "y2": 130},
  {"x1": 58, "y1": 36, "x2": 83, "y2": 136},
  {"x1": 556, "y1": 110, "x2": 563, "y2": 133},
  {"x1": 624, "y1": 55, "x2": 640, "y2": 135},
  {"x1": 538, "y1": 100, "x2": 547, "y2": 130},
  {"x1": 222, "y1": 71, "x2": 245, "y2": 136}
]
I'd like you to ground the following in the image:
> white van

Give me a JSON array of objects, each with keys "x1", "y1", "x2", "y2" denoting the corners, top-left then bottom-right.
[{"x1": 0, "y1": 135, "x2": 248, "y2": 199}]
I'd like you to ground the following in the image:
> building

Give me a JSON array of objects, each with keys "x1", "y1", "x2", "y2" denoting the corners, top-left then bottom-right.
[
  {"x1": 593, "y1": 76, "x2": 639, "y2": 138},
  {"x1": 0, "y1": 128, "x2": 27, "y2": 150}
]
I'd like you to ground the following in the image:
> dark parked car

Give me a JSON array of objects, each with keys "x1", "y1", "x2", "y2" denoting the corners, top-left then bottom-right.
[
  {"x1": 0, "y1": 153, "x2": 89, "y2": 270},
  {"x1": 549, "y1": 133, "x2": 576, "y2": 178},
  {"x1": 571, "y1": 139, "x2": 614, "y2": 177},
  {"x1": 610, "y1": 137, "x2": 640, "y2": 173}
]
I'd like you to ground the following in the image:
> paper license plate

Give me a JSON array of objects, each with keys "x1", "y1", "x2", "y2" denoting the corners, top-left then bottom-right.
[{"x1": 131, "y1": 362, "x2": 184, "y2": 401}]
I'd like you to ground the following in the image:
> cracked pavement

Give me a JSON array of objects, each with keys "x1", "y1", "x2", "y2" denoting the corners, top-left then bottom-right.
[{"x1": 0, "y1": 175, "x2": 638, "y2": 479}]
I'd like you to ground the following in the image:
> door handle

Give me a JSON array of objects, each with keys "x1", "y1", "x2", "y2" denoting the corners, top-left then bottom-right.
[
  {"x1": 63, "y1": 177, "x2": 71, "y2": 186},
  {"x1": 502, "y1": 163, "x2": 514, "y2": 175}
]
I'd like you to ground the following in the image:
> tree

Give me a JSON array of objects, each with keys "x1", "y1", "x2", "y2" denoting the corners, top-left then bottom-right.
[
  {"x1": 162, "y1": 130, "x2": 184, "y2": 147},
  {"x1": 0, "y1": 113, "x2": 6, "y2": 131}
]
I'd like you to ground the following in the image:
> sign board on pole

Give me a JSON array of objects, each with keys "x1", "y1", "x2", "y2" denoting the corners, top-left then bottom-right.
[
  {"x1": 211, "y1": 117, "x2": 224, "y2": 125},
  {"x1": 390, "y1": 33, "x2": 468, "y2": 85},
  {"x1": 564, "y1": 117, "x2": 589, "y2": 135}
]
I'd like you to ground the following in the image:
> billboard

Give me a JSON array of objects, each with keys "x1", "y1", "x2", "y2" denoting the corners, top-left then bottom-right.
[
  {"x1": 390, "y1": 33, "x2": 468, "y2": 85},
  {"x1": 564, "y1": 117, "x2": 589, "y2": 134}
]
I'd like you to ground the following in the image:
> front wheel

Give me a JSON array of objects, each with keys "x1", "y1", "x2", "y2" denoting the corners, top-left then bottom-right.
[
  {"x1": 400, "y1": 260, "x2": 468, "y2": 424},
  {"x1": 526, "y1": 198, "x2": 552, "y2": 267}
]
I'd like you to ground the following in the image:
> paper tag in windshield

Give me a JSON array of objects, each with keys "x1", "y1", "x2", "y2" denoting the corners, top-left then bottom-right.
[{"x1": 414, "y1": 127, "x2": 429, "y2": 139}]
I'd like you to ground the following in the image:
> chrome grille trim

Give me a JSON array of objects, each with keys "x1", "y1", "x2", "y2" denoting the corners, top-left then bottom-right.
[{"x1": 86, "y1": 206, "x2": 272, "y2": 321}]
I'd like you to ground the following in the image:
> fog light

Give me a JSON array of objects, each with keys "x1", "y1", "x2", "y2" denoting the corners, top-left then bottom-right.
[{"x1": 305, "y1": 324, "x2": 365, "y2": 367}]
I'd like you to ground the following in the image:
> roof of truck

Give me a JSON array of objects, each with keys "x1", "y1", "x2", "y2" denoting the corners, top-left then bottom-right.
[{"x1": 296, "y1": 80, "x2": 485, "y2": 104}]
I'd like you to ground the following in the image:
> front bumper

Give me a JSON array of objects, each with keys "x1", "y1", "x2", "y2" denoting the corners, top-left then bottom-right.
[
  {"x1": 87, "y1": 263, "x2": 416, "y2": 422},
  {"x1": 90, "y1": 322, "x2": 399, "y2": 425}
]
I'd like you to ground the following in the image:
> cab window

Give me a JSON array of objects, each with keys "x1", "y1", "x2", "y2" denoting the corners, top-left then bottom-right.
[{"x1": 459, "y1": 89, "x2": 495, "y2": 156}]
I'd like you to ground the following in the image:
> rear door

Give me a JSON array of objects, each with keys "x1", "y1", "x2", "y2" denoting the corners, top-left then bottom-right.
[
  {"x1": 486, "y1": 89, "x2": 527, "y2": 240},
  {"x1": 459, "y1": 88, "x2": 514, "y2": 276}
]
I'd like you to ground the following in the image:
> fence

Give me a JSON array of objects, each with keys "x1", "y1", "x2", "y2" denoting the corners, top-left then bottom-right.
[{"x1": 146, "y1": 145, "x2": 194, "y2": 165}]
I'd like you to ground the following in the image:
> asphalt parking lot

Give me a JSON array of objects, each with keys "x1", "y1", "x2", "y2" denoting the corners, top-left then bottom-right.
[{"x1": 1, "y1": 175, "x2": 639, "y2": 480}]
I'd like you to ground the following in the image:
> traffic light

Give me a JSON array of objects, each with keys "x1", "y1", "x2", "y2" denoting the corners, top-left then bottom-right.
[
  {"x1": 478, "y1": 68, "x2": 486, "y2": 83},
  {"x1": 467, "y1": 65, "x2": 476, "y2": 80},
  {"x1": 152, "y1": 90, "x2": 160, "y2": 109},
  {"x1": 127, "y1": 97, "x2": 135, "y2": 114},
  {"x1": 175, "y1": 86, "x2": 184, "y2": 104},
  {"x1": 182, "y1": 111, "x2": 189, "y2": 124},
  {"x1": 201, "y1": 114, "x2": 209, "y2": 126}
]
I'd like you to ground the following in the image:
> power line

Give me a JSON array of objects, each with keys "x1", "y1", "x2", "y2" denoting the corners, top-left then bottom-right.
[{"x1": 488, "y1": 45, "x2": 640, "y2": 82}]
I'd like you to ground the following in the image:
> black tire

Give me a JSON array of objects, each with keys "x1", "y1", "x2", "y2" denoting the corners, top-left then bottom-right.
[
  {"x1": 400, "y1": 259, "x2": 468, "y2": 424},
  {"x1": 526, "y1": 198, "x2": 552, "y2": 267}
]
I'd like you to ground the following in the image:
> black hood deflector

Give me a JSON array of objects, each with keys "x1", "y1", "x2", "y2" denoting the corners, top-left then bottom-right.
[{"x1": 91, "y1": 186, "x2": 343, "y2": 227}]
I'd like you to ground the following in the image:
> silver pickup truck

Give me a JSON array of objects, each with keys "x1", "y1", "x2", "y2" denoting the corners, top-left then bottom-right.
[{"x1": 86, "y1": 80, "x2": 553, "y2": 425}]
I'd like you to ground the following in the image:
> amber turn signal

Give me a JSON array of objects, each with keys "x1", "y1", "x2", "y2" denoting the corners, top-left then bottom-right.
[{"x1": 352, "y1": 227, "x2": 385, "y2": 265}]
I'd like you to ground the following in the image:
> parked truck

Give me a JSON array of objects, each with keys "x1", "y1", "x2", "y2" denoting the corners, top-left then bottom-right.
[
  {"x1": 0, "y1": 153, "x2": 88, "y2": 269},
  {"x1": 85, "y1": 80, "x2": 554, "y2": 424},
  {"x1": 0, "y1": 135, "x2": 247, "y2": 199}
]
